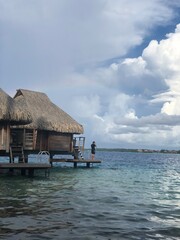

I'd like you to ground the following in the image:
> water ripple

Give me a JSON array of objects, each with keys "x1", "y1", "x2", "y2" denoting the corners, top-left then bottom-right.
[{"x1": 0, "y1": 151, "x2": 180, "y2": 239}]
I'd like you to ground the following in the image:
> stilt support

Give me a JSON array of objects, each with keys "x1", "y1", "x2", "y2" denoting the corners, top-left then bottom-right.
[
  {"x1": 86, "y1": 162, "x2": 90, "y2": 168},
  {"x1": 28, "y1": 169, "x2": 34, "y2": 177},
  {"x1": 21, "y1": 169, "x2": 26, "y2": 176}
]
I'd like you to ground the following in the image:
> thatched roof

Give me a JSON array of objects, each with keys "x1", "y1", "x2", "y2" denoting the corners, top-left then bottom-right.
[
  {"x1": 0, "y1": 88, "x2": 32, "y2": 125},
  {"x1": 13, "y1": 89, "x2": 84, "y2": 134}
]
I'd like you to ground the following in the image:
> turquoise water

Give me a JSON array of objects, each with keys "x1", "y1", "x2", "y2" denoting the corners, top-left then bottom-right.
[{"x1": 0, "y1": 151, "x2": 180, "y2": 239}]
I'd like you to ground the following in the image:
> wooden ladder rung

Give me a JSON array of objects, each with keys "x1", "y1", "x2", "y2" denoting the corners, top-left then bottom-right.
[{"x1": 10, "y1": 146, "x2": 25, "y2": 163}]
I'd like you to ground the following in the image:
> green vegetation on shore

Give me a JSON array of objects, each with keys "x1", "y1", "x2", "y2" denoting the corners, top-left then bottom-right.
[{"x1": 86, "y1": 148, "x2": 180, "y2": 154}]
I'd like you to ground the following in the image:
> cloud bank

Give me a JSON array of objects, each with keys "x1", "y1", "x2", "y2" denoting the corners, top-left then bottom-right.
[
  {"x1": 70, "y1": 24, "x2": 180, "y2": 149},
  {"x1": 1, "y1": 0, "x2": 180, "y2": 149}
]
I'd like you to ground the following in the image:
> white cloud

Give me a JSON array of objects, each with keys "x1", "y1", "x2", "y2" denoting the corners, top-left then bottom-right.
[
  {"x1": 69, "y1": 23, "x2": 180, "y2": 149},
  {"x1": 1, "y1": 0, "x2": 177, "y2": 83},
  {"x1": 1, "y1": 1, "x2": 180, "y2": 149},
  {"x1": 145, "y1": 24, "x2": 180, "y2": 116}
]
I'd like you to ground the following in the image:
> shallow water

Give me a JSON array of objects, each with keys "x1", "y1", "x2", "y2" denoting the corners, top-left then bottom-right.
[{"x1": 0, "y1": 151, "x2": 180, "y2": 239}]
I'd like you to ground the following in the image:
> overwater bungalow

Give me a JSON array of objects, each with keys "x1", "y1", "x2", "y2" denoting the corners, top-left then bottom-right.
[
  {"x1": 0, "y1": 88, "x2": 32, "y2": 157},
  {"x1": 0, "y1": 88, "x2": 101, "y2": 170},
  {"x1": 11, "y1": 89, "x2": 84, "y2": 162}
]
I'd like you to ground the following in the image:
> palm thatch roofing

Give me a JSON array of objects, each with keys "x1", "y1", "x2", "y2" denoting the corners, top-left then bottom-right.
[
  {"x1": 0, "y1": 88, "x2": 32, "y2": 125},
  {"x1": 13, "y1": 89, "x2": 84, "y2": 134}
]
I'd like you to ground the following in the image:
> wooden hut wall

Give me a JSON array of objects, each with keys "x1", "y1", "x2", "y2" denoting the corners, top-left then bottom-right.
[
  {"x1": 10, "y1": 128, "x2": 73, "y2": 153},
  {"x1": 10, "y1": 128, "x2": 47, "y2": 152},
  {"x1": 24, "y1": 130, "x2": 74, "y2": 153},
  {"x1": 6, "y1": 125, "x2": 10, "y2": 152},
  {"x1": 10, "y1": 129, "x2": 24, "y2": 146},
  {"x1": 0, "y1": 125, "x2": 11, "y2": 152},
  {"x1": 35, "y1": 130, "x2": 49, "y2": 151},
  {"x1": 0, "y1": 126, "x2": 5, "y2": 150},
  {"x1": 0, "y1": 125, "x2": 10, "y2": 152},
  {"x1": 23, "y1": 129, "x2": 36, "y2": 150},
  {"x1": 48, "y1": 133, "x2": 73, "y2": 152}
]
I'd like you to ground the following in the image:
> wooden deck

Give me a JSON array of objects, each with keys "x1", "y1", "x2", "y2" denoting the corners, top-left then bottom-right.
[
  {"x1": 0, "y1": 158, "x2": 101, "y2": 177},
  {"x1": 50, "y1": 158, "x2": 101, "y2": 168},
  {"x1": 0, "y1": 163, "x2": 51, "y2": 177}
]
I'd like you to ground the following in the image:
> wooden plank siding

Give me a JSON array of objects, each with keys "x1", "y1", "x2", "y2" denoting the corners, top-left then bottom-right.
[
  {"x1": 35, "y1": 131, "x2": 49, "y2": 151},
  {"x1": 9, "y1": 129, "x2": 74, "y2": 155},
  {"x1": 0, "y1": 125, "x2": 11, "y2": 152},
  {"x1": 48, "y1": 134, "x2": 72, "y2": 152},
  {"x1": 6, "y1": 125, "x2": 10, "y2": 152},
  {"x1": 11, "y1": 129, "x2": 24, "y2": 146},
  {"x1": 24, "y1": 129, "x2": 34, "y2": 150},
  {"x1": 0, "y1": 125, "x2": 7, "y2": 151}
]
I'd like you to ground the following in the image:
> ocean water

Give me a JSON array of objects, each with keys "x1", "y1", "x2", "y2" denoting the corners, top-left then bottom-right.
[{"x1": 0, "y1": 151, "x2": 180, "y2": 240}]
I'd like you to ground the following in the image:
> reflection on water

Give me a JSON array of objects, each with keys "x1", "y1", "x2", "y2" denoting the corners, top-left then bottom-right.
[{"x1": 0, "y1": 152, "x2": 180, "y2": 239}]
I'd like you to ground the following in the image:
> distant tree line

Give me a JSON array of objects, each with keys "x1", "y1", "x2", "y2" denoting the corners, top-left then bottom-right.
[{"x1": 86, "y1": 148, "x2": 180, "y2": 154}]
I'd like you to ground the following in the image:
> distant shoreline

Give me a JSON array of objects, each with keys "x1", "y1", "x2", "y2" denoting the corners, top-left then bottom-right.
[{"x1": 86, "y1": 148, "x2": 180, "y2": 154}]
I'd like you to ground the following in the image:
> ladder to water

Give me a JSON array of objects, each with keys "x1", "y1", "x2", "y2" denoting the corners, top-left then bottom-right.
[
  {"x1": 10, "y1": 146, "x2": 25, "y2": 163},
  {"x1": 73, "y1": 137, "x2": 85, "y2": 160}
]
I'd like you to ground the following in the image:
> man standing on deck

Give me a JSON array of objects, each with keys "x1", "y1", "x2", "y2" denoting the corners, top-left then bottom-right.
[{"x1": 91, "y1": 141, "x2": 96, "y2": 160}]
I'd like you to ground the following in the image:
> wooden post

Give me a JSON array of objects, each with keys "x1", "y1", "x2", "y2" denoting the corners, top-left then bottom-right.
[
  {"x1": 74, "y1": 162, "x2": 77, "y2": 168},
  {"x1": 33, "y1": 129, "x2": 36, "y2": 149},
  {"x1": 8, "y1": 168, "x2": 14, "y2": 175},
  {"x1": 50, "y1": 153, "x2": 53, "y2": 167},
  {"x1": 24, "y1": 156, "x2": 28, "y2": 163},
  {"x1": 21, "y1": 169, "x2": 26, "y2": 176},
  {"x1": 28, "y1": 169, "x2": 34, "y2": 177},
  {"x1": 1, "y1": 126, "x2": 4, "y2": 147},
  {"x1": 86, "y1": 162, "x2": 90, "y2": 168},
  {"x1": 45, "y1": 169, "x2": 50, "y2": 177},
  {"x1": 6, "y1": 125, "x2": 10, "y2": 153},
  {"x1": 23, "y1": 128, "x2": 25, "y2": 148}
]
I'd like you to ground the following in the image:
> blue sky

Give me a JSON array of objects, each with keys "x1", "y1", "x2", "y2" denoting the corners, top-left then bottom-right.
[{"x1": 1, "y1": 0, "x2": 180, "y2": 149}]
